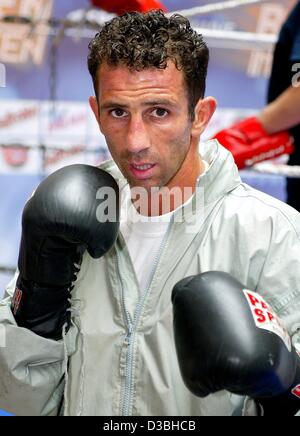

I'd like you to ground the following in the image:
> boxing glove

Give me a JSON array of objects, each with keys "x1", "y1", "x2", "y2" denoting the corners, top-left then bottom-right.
[
  {"x1": 172, "y1": 271, "x2": 300, "y2": 415},
  {"x1": 212, "y1": 117, "x2": 294, "y2": 169},
  {"x1": 11, "y1": 164, "x2": 120, "y2": 340}
]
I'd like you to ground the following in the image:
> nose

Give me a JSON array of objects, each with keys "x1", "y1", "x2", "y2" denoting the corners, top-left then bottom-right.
[{"x1": 126, "y1": 115, "x2": 151, "y2": 155}]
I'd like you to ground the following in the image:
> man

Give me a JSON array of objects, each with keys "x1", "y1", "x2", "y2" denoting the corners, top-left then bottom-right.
[
  {"x1": 0, "y1": 11, "x2": 299, "y2": 416},
  {"x1": 214, "y1": 1, "x2": 300, "y2": 210}
]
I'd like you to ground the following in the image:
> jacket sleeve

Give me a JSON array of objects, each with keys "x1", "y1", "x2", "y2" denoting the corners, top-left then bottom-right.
[
  {"x1": 243, "y1": 209, "x2": 300, "y2": 417},
  {"x1": 255, "y1": 209, "x2": 300, "y2": 352},
  {"x1": 0, "y1": 272, "x2": 76, "y2": 416}
]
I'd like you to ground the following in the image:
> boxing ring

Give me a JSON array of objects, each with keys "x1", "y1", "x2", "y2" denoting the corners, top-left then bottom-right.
[{"x1": 0, "y1": 0, "x2": 299, "y2": 296}]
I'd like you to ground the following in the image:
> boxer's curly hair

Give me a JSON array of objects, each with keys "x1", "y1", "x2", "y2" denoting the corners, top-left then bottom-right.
[{"x1": 88, "y1": 10, "x2": 209, "y2": 119}]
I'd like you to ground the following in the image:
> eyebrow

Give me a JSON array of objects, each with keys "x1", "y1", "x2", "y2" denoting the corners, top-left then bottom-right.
[
  {"x1": 100, "y1": 102, "x2": 128, "y2": 110},
  {"x1": 100, "y1": 99, "x2": 177, "y2": 110},
  {"x1": 143, "y1": 99, "x2": 177, "y2": 107}
]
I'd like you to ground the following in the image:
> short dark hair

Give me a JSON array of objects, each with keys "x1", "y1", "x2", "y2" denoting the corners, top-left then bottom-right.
[{"x1": 88, "y1": 10, "x2": 209, "y2": 118}]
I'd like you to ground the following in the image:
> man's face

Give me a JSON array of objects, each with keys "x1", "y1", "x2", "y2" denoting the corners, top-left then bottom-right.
[{"x1": 91, "y1": 62, "x2": 202, "y2": 192}]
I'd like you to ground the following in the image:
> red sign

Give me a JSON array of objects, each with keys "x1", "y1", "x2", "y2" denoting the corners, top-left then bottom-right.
[{"x1": 243, "y1": 289, "x2": 291, "y2": 352}]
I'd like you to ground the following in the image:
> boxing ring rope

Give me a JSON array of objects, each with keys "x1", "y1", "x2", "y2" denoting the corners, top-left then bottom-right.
[
  {"x1": 0, "y1": 267, "x2": 15, "y2": 274},
  {"x1": 252, "y1": 162, "x2": 300, "y2": 178},
  {"x1": 192, "y1": 28, "x2": 275, "y2": 50},
  {"x1": 166, "y1": 0, "x2": 269, "y2": 18}
]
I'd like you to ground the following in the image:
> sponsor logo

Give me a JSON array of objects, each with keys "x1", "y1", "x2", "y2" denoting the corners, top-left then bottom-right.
[
  {"x1": 0, "y1": 107, "x2": 37, "y2": 128},
  {"x1": 48, "y1": 112, "x2": 87, "y2": 132},
  {"x1": 2, "y1": 145, "x2": 29, "y2": 167},
  {"x1": 243, "y1": 289, "x2": 291, "y2": 352}
]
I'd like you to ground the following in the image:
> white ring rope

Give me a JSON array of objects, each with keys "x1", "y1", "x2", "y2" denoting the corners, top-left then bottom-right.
[
  {"x1": 253, "y1": 162, "x2": 300, "y2": 178},
  {"x1": 166, "y1": 0, "x2": 268, "y2": 18},
  {"x1": 194, "y1": 27, "x2": 276, "y2": 50}
]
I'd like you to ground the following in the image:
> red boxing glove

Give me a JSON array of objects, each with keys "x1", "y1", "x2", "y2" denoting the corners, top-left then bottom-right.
[
  {"x1": 91, "y1": 0, "x2": 167, "y2": 14},
  {"x1": 213, "y1": 117, "x2": 294, "y2": 169}
]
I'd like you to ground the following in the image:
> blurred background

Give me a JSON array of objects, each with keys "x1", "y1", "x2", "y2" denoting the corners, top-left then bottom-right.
[{"x1": 0, "y1": 0, "x2": 297, "y2": 296}]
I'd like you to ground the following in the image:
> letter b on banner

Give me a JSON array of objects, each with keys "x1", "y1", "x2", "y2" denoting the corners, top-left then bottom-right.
[{"x1": 0, "y1": 63, "x2": 6, "y2": 87}]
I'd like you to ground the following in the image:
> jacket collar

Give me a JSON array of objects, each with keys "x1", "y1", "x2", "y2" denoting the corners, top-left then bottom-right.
[{"x1": 196, "y1": 139, "x2": 241, "y2": 204}]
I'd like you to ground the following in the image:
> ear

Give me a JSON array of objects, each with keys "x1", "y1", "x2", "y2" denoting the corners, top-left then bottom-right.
[
  {"x1": 191, "y1": 97, "x2": 217, "y2": 138},
  {"x1": 89, "y1": 96, "x2": 101, "y2": 130}
]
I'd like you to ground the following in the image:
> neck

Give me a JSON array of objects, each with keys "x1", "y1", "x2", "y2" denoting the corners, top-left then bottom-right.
[{"x1": 133, "y1": 153, "x2": 205, "y2": 217}]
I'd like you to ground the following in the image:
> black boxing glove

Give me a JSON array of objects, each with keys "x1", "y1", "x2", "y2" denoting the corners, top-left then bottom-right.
[
  {"x1": 11, "y1": 164, "x2": 119, "y2": 340},
  {"x1": 172, "y1": 271, "x2": 300, "y2": 416}
]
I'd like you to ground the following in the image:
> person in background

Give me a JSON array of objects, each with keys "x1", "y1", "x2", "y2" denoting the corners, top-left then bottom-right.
[{"x1": 214, "y1": 1, "x2": 300, "y2": 211}]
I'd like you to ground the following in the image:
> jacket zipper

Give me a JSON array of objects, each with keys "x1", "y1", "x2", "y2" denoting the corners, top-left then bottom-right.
[
  {"x1": 116, "y1": 252, "x2": 133, "y2": 415},
  {"x1": 119, "y1": 216, "x2": 175, "y2": 416}
]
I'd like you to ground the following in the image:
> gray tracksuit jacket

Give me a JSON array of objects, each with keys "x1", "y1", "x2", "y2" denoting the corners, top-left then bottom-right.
[{"x1": 0, "y1": 140, "x2": 300, "y2": 416}]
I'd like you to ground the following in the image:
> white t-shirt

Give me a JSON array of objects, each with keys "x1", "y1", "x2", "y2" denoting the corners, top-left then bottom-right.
[{"x1": 120, "y1": 161, "x2": 209, "y2": 294}]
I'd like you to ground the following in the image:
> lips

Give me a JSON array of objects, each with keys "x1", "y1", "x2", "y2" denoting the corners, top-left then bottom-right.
[{"x1": 129, "y1": 162, "x2": 157, "y2": 180}]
